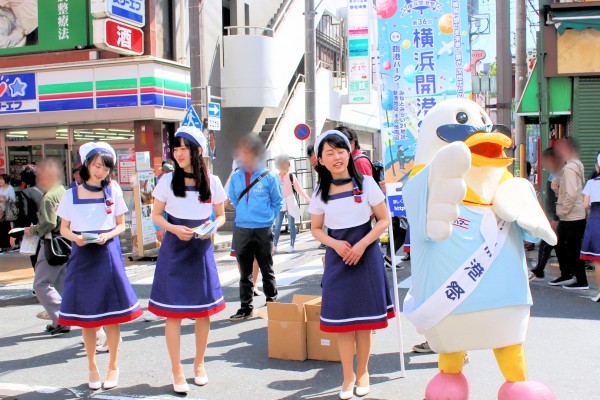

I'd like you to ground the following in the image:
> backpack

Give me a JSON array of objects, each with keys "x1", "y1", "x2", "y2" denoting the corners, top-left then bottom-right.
[{"x1": 353, "y1": 154, "x2": 385, "y2": 186}]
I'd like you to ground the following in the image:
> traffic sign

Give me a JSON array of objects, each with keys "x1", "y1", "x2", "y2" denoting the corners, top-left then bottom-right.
[
  {"x1": 181, "y1": 106, "x2": 203, "y2": 129},
  {"x1": 93, "y1": 19, "x2": 144, "y2": 56},
  {"x1": 208, "y1": 117, "x2": 221, "y2": 131},
  {"x1": 91, "y1": 0, "x2": 146, "y2": 27},
  {"x1": 208, "y1": 102, "x2": 221, "y2": 118},
  {"x1": 294, "y1": 124, "x2": 311, "y2": 140}
]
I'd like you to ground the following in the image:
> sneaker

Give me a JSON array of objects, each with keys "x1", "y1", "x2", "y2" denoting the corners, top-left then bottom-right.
[
  {"x1": 229, "y1": 309, "x2": 252, "y2": 321},
  {"x1": 143, "y1": 313, "x2": 164, "y2": 322},
  {"x1": 253, "y1": 289, "x2": 263, "y2": 297},
  {"x1": 384, "y1": 256, "x2": 393, "y2": 269},
  {"x1": 266, "y1": 296, "x2": 277, "y2": 303},
  {"x1": 48, "y1": 325, "x2": 71, "y2": 335},
  {"x1": 548, "y1": 277, "x2": 575, "y2": 286},
  {"x1": 530, "y1": 268, "x2": 545, "y2": 279},
  {"x1": 412, "y1": 341, "x2": 434, "y2": 353},
  {"x1": 562, "y1": 282, "x2": 589, "y2": 290},
  {"x1": 401, "y1": 253, "x2": 411, "y2": 261},
  {"x1": 318, "y1": 244, "x2": 327, "y2": 250},
  {"x1": 591, "y1": 293, "x2": 600, "y2": 302},
  {"x1": 286, "y1": 245, "x2": 294, "y2": 253}
]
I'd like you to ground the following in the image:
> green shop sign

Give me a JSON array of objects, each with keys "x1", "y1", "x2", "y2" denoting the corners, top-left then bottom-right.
[{"x1": 0, "y1": 0, "x2": 89, "y2": 56}]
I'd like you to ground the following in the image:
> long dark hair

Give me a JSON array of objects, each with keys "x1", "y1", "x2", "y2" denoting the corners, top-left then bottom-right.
[
  {"x1": 171, "y1": 137, "x2": 211, "y2": 201},
  {"x1": 316, "y1": 134, "x2": 363, "y2": 203},
  {"x1": 80, "y1": 153, "x2": 114, "y2": 188}
]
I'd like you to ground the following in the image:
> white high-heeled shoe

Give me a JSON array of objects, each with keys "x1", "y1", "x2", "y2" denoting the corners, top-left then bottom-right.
[
  {"x1": 194, "y1": 373, "x2": 208, "y2": 386},
  {"x1": 355, "y1": 374, "x2": 370, "y2": 397},
  {"x1": 88, "y1": 371, "x2": 101, "y2": 390},
  {"x1": 172, "y1": 374, "x2": 190, "y2": 394},
  {"x1": 103, "y1": 369, "x2": 119, "y2": 390},
  {"x1": 339, "y1": 374, "x2": 355, "y2": 400},
  {"x1": 96, "y1": 337, "x2": 123, "y2": 353}
]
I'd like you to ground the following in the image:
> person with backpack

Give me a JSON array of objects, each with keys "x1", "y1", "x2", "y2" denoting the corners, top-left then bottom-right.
[
  {"x1": 273, "y1": 154, "x2": 311, "y2": 253},
  {"x1": 337, "y1": 126, "x2": 373, "y2": 177},
  {"x1": 11, "y1": 165, "x2": 43, "y2": 266},
  {"x1": 228, "y1": 134, "x2": 283, "y2": 321}
]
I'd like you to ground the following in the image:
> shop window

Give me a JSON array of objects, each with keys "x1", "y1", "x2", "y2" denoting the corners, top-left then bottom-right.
[{"x1": 73, "y1": 126, "x2": 135, "y2": 142}]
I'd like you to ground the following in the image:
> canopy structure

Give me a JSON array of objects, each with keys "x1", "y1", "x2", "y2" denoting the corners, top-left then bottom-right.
[
  {"x1": 553, "y1": 9, "x2": 600, "y2": 35},
  {"x1": 516, "y1": 64, "x2": 572, "y2": 122}
]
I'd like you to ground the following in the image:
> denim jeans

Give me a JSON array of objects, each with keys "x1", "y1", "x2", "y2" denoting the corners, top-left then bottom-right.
[{"x1": 274, "y1": 211, "x2": 296, "y2": 247}]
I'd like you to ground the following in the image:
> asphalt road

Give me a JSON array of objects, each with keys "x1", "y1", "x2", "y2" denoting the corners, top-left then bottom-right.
[{"x1": 0, "y1": 231, "x2": 599, "y2": 400}]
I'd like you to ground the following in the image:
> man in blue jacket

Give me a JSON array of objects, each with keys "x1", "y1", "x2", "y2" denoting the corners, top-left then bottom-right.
[{"x1": 228, "y1": 134, "x2": 283, "y2": 320}]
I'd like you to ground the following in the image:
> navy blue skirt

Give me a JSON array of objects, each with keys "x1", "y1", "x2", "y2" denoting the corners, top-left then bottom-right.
[
  {"x1": 58, "y1": 234, "x2": 142, "y2": 328},
  {"x1": 321, "y1": 221, "x2": 395, "y2": 332},
  {"x1": 581, "y1": 203, "x2": 600, "y2": 262},
  {"x1": 149, "y1": 215, "x2": 225, "y2": 318}
]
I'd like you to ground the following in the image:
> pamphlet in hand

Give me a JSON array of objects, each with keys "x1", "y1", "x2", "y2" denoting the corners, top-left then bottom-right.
[
  {"x1": 20, "y1": 235, "x2": 39, "y2": 255},
  {"x1": 192, "y1": 221, "x2": 218, "y2": 238},
  {"x1": 81, "y1": 233, "x2": 102, "y2": 244}
]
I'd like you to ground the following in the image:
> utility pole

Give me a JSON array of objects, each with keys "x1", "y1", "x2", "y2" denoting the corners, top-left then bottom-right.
[
  {"x1": 305, "y1": 0, "x2": 317, "y2": 139},
  {"x1": 496, "y1": 0, "x2": 512, "y2": 135},
  {"x1": 189, "y1": 0, "x2": 206, "y2": 122},
  {"x1": 515, "y1": 0, "x2": 527, "y2": 177}
]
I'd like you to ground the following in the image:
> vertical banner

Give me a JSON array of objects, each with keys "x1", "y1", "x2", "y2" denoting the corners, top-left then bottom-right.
[
  {"x1": 348, "y1": 0, "x2": 371, "y2": 104},
  {"x1": 377, "y1": 0, "x2": 472, "y2": 184}
]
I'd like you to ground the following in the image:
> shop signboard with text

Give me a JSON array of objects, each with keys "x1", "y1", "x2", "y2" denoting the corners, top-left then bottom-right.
[
  {"x1": 0, "y1": 73, "x2": 36, "y2": 115},
  {"x1": 377, "y1": 0, "x2": 472, "y2": 184},
  {"x1": 347, "y1": 0, "x2": 372, "y2": 104},
  {"x1": 91, "y1": 0, "x2": 145, "y2": 27},
  {"x1": 0, "y1": 0, "x2": 88, "y2": 56},
  {"x1": 93, "y1": 18, "x2": 144, "y2": 55}
]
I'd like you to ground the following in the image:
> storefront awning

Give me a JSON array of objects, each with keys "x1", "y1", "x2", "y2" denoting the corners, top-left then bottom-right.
[
  {"x1": 516, "y1": 64, "x2": 572, "y2": 119},
  {"x1": 553, "y1": 9, "x2": 600, "y2": 35}
]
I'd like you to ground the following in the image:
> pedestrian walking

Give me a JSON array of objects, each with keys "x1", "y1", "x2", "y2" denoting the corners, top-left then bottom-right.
[
  {"x1": 308, "y1": 130, "x2": 395, "y2": 399},
  {"x1": 22, "y1": 158, "x2": 68, "y2": 334},
  {"x1": 228, "y1": 134, "x2": 283, "y2": 321},
  {"x1": 551, "y1": 138, "x2": 588, "y2": 289},
  {"x1": 148, "y1": 126, "x2": 227, "y2": 394},
  {"x1": 56, "y1": 142, "x2": 142, "y2": 390},
  {"x1": 336, "y1": 126, "x2": 373, "y2": 176},
  {"x1": 0, "y1": 174, "x2": 16, "y2": 253},
  {"x1": 530, "y1": 148, "x2": 560, "y2": 279},
  {"x1": 580, "y1": 152, "x2": 600, "y2": 302},
  {"x1": 273, "y1": 154, "x2": 310, "y2": 253},
  {"x1": 11, "y1": 165, "x2": 43, "y2": 267}
]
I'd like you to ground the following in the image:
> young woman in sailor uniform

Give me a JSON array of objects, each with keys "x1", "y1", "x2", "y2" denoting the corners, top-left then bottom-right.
[
  {"x1": 581, "y1": 153, "x2": 600, "y2": 302},
  {"x1": 308, "y1": 130, "x2": 395, "y2": 400},
  {"x1": 57, "y1": 142, "x2": 142, "y2": 390},
  {"x1": 149, "y1": 126, "x2": 227, "y2": 394}
]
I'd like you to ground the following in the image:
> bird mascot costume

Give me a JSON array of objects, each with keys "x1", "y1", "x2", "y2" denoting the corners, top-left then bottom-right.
[{"x1": 403, "y1": 99, "x2": 557, "y2": 400}]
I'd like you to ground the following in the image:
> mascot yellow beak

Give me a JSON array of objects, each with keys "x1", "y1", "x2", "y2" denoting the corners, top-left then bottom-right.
[{"x1": 464, "y1": 132, "x2": 513, "y2": 168}]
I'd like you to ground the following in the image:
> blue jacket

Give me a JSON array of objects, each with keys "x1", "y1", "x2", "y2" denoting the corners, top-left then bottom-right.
[{"x1": 228, "y1": 168, "x2": 283, "y2": 229}]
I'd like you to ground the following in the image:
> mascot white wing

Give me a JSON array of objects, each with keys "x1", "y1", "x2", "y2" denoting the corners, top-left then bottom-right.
[
  {"x1": 426, "y1": 141, "x2": 471, "y2": 241},
  {"x1": 493, "y1": 178, "x2": 558, "y2": 246}
]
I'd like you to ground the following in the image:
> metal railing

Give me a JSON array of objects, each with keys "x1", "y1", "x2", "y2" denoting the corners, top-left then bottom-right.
[
  {"x1": 271, "y1": 0, "x2": 295, "y2": 32},
  {"x1": 224, "y1": 26, "x2": 274, "y2": 37},
  {"x1": 265, "y1": 73, "x2": 305, "y2": 148}
]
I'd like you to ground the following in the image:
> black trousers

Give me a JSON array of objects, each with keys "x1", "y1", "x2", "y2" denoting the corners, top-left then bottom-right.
[
  {"x1": 386, "y1": 216, "x2": 406, "y2": 257},
  {"x1": 535, "y1": 239, "x2": 554, "y2": 272},
  {"x1": 555, "y1": 219, "x2": 588, "y2": 285},
  {"x1": 234, "y1": 227, "x2": 278, "y2": 310}
]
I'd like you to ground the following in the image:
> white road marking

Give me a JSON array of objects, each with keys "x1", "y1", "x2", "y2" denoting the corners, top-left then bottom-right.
[
  {"x1": 276, "y1": 258, "x2": 323, "y2": 287},
  {"x1": 398, "y1": 276, "x2": 412, "y2": 289}
]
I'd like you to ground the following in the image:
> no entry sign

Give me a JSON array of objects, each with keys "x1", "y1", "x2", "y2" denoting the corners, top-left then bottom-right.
[{"x1": 294, "y1": 124, "x2": 311, "y2": 141}]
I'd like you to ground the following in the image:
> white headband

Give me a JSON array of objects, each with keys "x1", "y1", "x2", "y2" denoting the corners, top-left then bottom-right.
[
  {"x1": 79, "y1": 142, "x2": 116, "y2": 163},
  {"x1": 314, "y1": 130, "x2": 352, "y2": 156},
  {"x1": 174, "y1": 126, "x2": 206, "y2": 152}
]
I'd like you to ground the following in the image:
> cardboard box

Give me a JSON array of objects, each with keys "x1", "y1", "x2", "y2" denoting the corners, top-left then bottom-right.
[
  {"x1": 305, "y1": 298, "x2": 341, "y2": 362},
  {"x1": 267, "y1": 295, "x2": 319, "y2": 361}
]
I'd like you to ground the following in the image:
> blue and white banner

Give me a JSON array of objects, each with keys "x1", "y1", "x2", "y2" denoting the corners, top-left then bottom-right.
[
  {"x1": 377, "y1": 0, "x2": 472, "y2": 184},
  {"x1": 0, "y1": 73, "x2": 37, "y2": 115}
]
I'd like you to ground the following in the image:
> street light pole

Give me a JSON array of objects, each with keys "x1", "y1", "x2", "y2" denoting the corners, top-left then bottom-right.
[
  {"x1": 515, "y1": 0, "x2": 527, "y2": 177},
  {"x1": 189, "y1": 0, "x2": 206, "y2": 121},
  {"x1": 305, "y1": 0, "x2": 317, "y2": 139}
]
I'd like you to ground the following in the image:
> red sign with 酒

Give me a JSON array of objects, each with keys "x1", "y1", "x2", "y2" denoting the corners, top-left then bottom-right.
[{"x1": 103, "y1": 19, "x2": 143, "y2": 56}]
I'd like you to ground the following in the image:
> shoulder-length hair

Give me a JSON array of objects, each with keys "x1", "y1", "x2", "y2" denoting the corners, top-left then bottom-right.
[
  {"x1": 171, "y1": 136, "x2": 211, "y2": 201},
  {"x1": 80, "y1": 153, "x2": 114, "y2": 188},
  {"x1": 315, "y1": 134, "x2": 363, "y2": 203}
]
